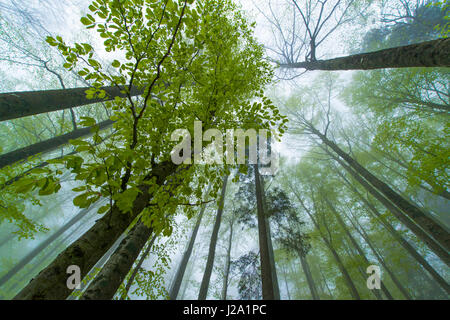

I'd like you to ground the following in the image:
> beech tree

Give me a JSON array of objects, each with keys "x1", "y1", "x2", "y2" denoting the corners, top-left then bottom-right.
[{"x1": 0, "y1": 0, "x2": 448, "y2": 301}]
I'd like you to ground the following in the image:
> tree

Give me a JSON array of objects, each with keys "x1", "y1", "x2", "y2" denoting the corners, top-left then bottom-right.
[
  {"x1": 231, "y1": 251, "x2": 262, "y2": 300},
  {"x1": 12, "y1": 0, "x2": 285, "y2": 300},
  {"x1": 198, "y1": 175, "x2": 228, "y2": 300},
  {"x1": 169, "y1": 183, "x2": 211, "y2": 300}
]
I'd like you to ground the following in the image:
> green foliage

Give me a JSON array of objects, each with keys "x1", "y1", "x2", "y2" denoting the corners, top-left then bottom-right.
[{"x1": 427, "y1": 0, "x2": 450, "y2": 37}]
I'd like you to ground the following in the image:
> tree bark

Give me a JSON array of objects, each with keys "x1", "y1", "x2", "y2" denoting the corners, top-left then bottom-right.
[
  {"x1": 0, "y1": 85, "x2": 143, "y2": 122},
  {"x1": 260, "y1": 175, "x2": 281, "y2": 300},
  {"x1": 13, "y1": 161, "x2": 177, "y2": 300},
  {"x1": 280, "y1": 38, "x2": 450, "y2": 70},
  {"x1": 68, "y1": 233, "x2": 126, "y2": 299},
  {"x1": 0, "y1": 206, "x2": 92, "y2": 288},
  {"x1": 294, "y1": 194, "x2": 361, "y2": 300},
  {"x1": 344, "y1": 210, "x2": 413, "y2": 300},
  {"x1": 0, "y1": 119, "x2": 114, "y2": 169},
  {"x1": 221, "y1": 220, "x2": 233, "y2": 300},
  {"x1": 169, "y1": 184, "x2": 211, "y2": 300},
  {"x1": 314, "y1": 129, "x2": 450, "y2": 264},
  {"x1": 325, "y1": 199, "x2": 393, "y2": 300},
  {"x1": 254, "y1": 165, "x2": 278, "y2": 300},
  {"x1": 298, "y1": 253, "x2": 320, "y2": 300},
  {"x1": 198, "y1": 175, "x2": 228, "y2": 300},
  {"x1": 121, "y1": 234, "x2": 157, "y2": 299},
  {"x1": 327, "y1": 242, "x2": 361, "y2": 300},
  {"x1": 335, "y1": 166, "x2": 450, "y2": 294},
  {"x1": 80, "y1": 220, "x2": 153, "y2": 300},
  {"x1": 331, "y1": 153, "x2": 450, "y2": 266}
]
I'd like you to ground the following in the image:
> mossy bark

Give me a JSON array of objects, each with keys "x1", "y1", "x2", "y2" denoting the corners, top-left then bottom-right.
[
  {"x1": 80, "y1": 220, "x2": 153, "y2": 300},
  {"x1": 13, "y1": 161, "x2": 176, "y2": 300},
  {"x1": 281, "y1": 38, "x2": 450, "y2": 70}
]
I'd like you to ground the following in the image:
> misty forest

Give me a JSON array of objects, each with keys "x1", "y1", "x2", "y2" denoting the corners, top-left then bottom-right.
[{"x1": 0, "y1": 0, "x2": 449, "y2": 301}]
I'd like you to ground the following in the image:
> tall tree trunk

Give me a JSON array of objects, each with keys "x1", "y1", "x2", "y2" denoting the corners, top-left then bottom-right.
[
  {"x1": 344, "y1": 210, "x2": 414, "y2": 300},
  {"x1": 334, "y1": 154, "x2": 450, "y2": 266},
  {"x1": 68, "y1": 233, "x2": 127, "y2": 300},
  {"x1": 325, "y1": 198, "x2": 394, "y2": 300},
  {"x1": 169, "y1": 184, "x2": 212, "y2": 300},
  {"x1": 80, "y1": 219, "x2": 153, "y2": 300},
  {"x1": 314, "y1": 130, "x2": 450, "y2": 264},
  {"x1": 0, "y1": 85, "x2": 143, "y2": 122},
  {"x1": 120, "y1": 234, "x2": 158, "y2": 300},
  {"x1": 327, "y1": 242, "x2": 361, "y2": 300},
  {"x1": 318, "y1": 265, "x2": 333, "y2": 297},
  {"x1": 7, "y1": 218, "x2": 87, "y2": 297},
  {"x1": 334, "y1": 164, "x2": 450, "y2": 293},
  {"x1": 0, "y1": 206, "x2": 93, "y2": 287},
  {"x1": 2, "y1": 132, "x2": 115, "y2": 190},
  {"x1": 280, "y1": 262, "x2": 291, "y2": 300},
  {"x1": 298, "y1": 253, "x2": 320, "y2": 300},
  {"x1": 280, "y1": 38, "x2": 450, "y2": 70},
  {"x1": 221, "y1": 220, "x2": 233, "y2": 300},
  {"x1": 13, "y1": 161, "x2": 177, "y2": 300},
  {"x1": 340, "y1": 240, "x2": 383, "y2": 300},
  {"x1": 179, "y1": 245, "x2": 198, "y2": 300},
  {"x1": 364, "y1": 149, "x2": 450, "y2": 202},
  {"x1": 0, "y1": 119, "x2": 114, "y2": 169},
  {"x1": 254, "y1": 165, "x2": 278, "y2": 300},
  {"x1": 198, "y1": 175, "x2": 228, "y2": 300},
  {"x1": 294, "y1": 193, "x2": 361, "y2": 300},
  {"x1": 260, "y1": 175, "x2": 281, "y2": 299}
]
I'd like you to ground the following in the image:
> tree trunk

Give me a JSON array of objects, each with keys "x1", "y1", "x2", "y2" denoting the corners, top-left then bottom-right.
[
  {"x1": 260, "y1": 175, "x2": 281, "y2": 300},
  {"x1": 340, "y1": 240, "x2": 383, "y2": 300},
  {"x1": 198, "y1": 175, "x2": 228, "y2": 300},
  {"x1": 334, "y1": 154, "x2": 450, "y2": 266},
  {"x1": 254, "y1": 165, "x2": 278, "y2": 300},
  {"x1": 80, "y1": 219, "x2": 153, "y2": 300},
  {"x1": 0, "y1": 119, "x2": 114, "y2": 169},
  {"x1": 325, "y1": 198, "x2": 394, "y2": 300},
  {"x1": 2, "y1": 132, "x2": 115, "y2": 190},
  {"x1": 13, "y1": 161, "x2": 177, "y2": 300},
  {"x1": 315, "y1": 130, "x2": 450, "y2": 265},
  {"x1": 298, "y1": 253, "x2": 320, "y2": 300},
  {"x1": 121, "y1": 234, "x2": 158, "y2": 299},
  {"x1": 221, "y1": 220, "x2": 233, "y2": 300},
  {"x1": 0, "y1": 85, "x2": 143, "y2": 122},
  {"x1": 179, "y1": 245, "x2": 198, "y2": 300},
  {"x1": 344, "y1": 210, "x2": 414, "y2": 300},
  {"x1": 327, "y1": 243, "x2": 361, "y2": 300},
  {"x1": 68, "y1": 233, "x2": 126, "y2": 299},
  {"x1": 280, "y1": 262, "x2": 291, "y2": 300},
  {"x1": 0, "y1": 206, "x2": 93, "y2": 288},
  {"x1": 318, "y1": 265, "x2": 333, "y2": 297},
  {"x1": 280, "y1": 38, "x2": 450, "y2": 70},
  {"x1": 334, "y1": 164, "x2": 450, "y2": 293},
  {"x1": 169, "y1": 184, "x2": 211, "y2": 300},
  {"x1": 294, "y1": 191, "x2": 361, "y2": 300},
  {"x1": 8, "y1": 219, "x2": 87, "y2": 297}
]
